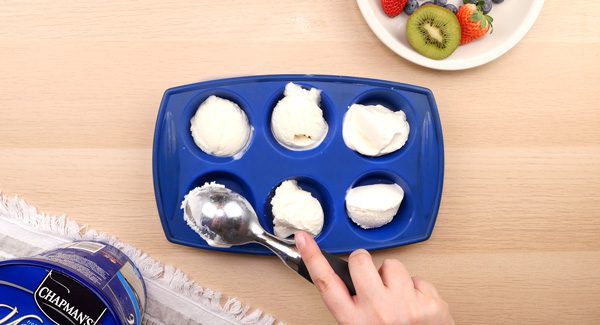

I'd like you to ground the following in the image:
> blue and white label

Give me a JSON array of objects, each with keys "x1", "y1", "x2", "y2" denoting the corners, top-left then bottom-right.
[{"x1": 0, "y1": 241, "x2": 146, "y2": 325}]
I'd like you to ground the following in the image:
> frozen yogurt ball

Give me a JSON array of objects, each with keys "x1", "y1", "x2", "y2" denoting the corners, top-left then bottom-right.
[
  {"x1": 190, "y1": 96, "x2": 251, "y2": 157},
  {"x1": 271, "y1": 83, "x2": 328, "y2": 150},
  {"x1": 345, "y1": 183, "x2": 404, "y2": 229},
  {"x1": 343, "y1": 103, "x2": 409, "y2": 157},
  {"x1": 271, "y1": 180, "x2": 324, "y2": 237}
]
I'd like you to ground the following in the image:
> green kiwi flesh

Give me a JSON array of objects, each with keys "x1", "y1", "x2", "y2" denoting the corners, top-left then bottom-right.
[{"x1": 406, "y1": 5, "x2": 461, "y2": 60}]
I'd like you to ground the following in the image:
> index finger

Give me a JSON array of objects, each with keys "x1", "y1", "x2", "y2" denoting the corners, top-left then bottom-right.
[{"x1": 295, "y1": 232, "x2": 355, "y2": 319}]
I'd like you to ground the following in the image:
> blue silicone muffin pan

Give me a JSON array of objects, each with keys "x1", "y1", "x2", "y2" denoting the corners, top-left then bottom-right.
[{"x1": 153, "y1": 75, "x2": 444, "y2": 255}]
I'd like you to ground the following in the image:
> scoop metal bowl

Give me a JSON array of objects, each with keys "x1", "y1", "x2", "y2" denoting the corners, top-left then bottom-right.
[{"x1": 183, "y1": 185, "x2": 356, "y2": 295}]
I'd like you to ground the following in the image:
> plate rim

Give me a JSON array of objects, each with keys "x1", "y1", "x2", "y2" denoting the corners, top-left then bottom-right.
[{"x1": 356, "y1": 0, "x2": 545, "y2": 70}]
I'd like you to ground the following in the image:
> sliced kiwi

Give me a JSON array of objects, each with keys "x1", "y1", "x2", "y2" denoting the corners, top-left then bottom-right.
[{"x1": 406, "y1": 5, "x2": 461, "y2": 60}]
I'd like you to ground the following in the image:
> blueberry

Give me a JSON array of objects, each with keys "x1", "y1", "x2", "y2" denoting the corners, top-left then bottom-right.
[
  {"x1": 404, "y1": 0, "x2": 419, "y2": 15},
  {"x1": 421, "y1": 1, "x2": 435, "y2": 6},
  {"x1": 492, "y1": 0, "x2": 504, "y2": 3},
  {"x1": 434, "y1": 0, "x2": 447, "y2": 5},
  {"x1": 444, "y1": 3, "x2": 458, "y2": 13},
  {"x1": 463, "y1": 0, "x2": 478, "y2": 3},
  {"x1": 481, "y1": 0, "x2": 492, "y2": 14}
]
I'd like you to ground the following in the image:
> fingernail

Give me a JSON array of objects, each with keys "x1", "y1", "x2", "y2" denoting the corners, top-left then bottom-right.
[
  {"x1": 295, "y1": 232, "x2": 306, "y2": 250},
  {"x1": 350, "y1": 249, "x2": 369, "y2": 257}
]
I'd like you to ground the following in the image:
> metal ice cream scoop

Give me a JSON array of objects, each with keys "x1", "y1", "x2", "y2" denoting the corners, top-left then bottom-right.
[{"x1": 183, "y1": 185, "x2": 356, "y2": 295}]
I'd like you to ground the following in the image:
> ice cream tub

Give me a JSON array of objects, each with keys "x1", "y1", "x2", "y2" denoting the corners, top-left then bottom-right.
[
  {"x1": 0, "y1": 241, "x2": 146, "y2": 325},
  {"x1": 153, "y1": 75, "x2": 444, "y2": 254}
]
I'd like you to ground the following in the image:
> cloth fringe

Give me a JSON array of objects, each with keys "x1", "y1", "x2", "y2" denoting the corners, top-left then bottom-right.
[{"x1": 0, "y1": 192, "x2": 277, "y2": 325}]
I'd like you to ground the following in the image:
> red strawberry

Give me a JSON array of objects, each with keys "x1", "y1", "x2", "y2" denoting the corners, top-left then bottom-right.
[
  {"x1": 456, "y1": 1, "x2": 494, "y2": 45},
  {"x1": 381, "y1": 0, "x2": 408, "y2": 18}
]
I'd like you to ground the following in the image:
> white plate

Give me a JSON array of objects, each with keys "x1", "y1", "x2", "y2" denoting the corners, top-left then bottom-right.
[{"x1": 357, "y1": 0, "x2": 544, "y2": 70}]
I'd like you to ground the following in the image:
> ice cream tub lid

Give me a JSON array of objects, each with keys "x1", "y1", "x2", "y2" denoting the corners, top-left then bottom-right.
[{"x1": 0, "y1": 241, "x2": 146, "y2": 325}]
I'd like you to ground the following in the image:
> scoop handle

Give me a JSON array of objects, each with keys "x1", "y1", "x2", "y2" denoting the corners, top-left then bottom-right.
[
  {"x1": 297, "y1": 250, "x2": 356, "y2": 296},
  {"x1": 254, "y1": 232, "x2": 356, "y2": 296}
]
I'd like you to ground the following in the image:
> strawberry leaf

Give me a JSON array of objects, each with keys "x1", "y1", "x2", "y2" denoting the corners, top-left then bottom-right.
[
  {"x1": 476, "y1": 0, "x2": 485, "y2": 10},
  {"x1": 471, "y1": 11, "x2": 482, "y2": 23},
  {"x1": 485, "y1": 15, "x2": 494, "y2": 33}
]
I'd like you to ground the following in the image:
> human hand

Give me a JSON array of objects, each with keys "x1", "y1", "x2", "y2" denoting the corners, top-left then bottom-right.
[{"x1": 295, "y1": 231, "x2": 454, "y2": 325}]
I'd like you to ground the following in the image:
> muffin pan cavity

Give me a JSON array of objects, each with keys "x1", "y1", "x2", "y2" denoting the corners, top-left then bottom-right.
[
  {"x1": 346, "y1": 88, "x2": 417, "y2": 162},
  {"x1": 182, "y1": 89, "x2": 255, "y2": 162},
  {"x1": 345, "y1": 171, "x2": 414, "y2": 243},
  {"x1": 264, "y1": 82, "x2": 337, "y2": 158},
  {"x1": 185, "y1": 171, "x2": 256, "y2": 209},
  {"x1": 263, "y1": 176, "x2": 335, "y2": 243},
  {"x1": 153, "y1": 75, "x2": 444, "y2": 254}
]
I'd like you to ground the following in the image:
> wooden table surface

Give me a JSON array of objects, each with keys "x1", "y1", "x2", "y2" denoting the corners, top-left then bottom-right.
[{"x1": 1, "y1": 1, "x2": 598, "y2": 323}]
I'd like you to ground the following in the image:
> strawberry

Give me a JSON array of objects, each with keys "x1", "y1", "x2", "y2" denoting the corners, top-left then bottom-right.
[
  {"x1": 381, "y1": 0, "x2": 408, "y2": 18},
  {"x1": 456, "y1": 1, "x2": 494, "y2": 45}
]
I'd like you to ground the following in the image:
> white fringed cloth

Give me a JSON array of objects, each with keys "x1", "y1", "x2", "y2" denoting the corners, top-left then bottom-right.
[{"x1": 0, "y1": 193, "x2": 277, "y2": 325}]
